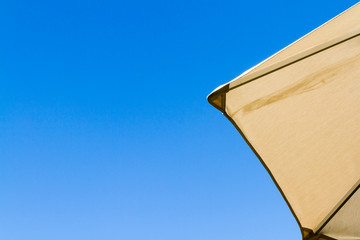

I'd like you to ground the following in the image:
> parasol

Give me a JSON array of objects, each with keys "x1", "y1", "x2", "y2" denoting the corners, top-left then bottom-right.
[{"x1": 208, "y1": 2, "x2": 360, "y2": 240}]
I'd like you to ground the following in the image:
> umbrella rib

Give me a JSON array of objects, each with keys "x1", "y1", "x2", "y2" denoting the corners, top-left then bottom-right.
[
  {"x1": 227, "y1": 28, "x2": 360, "y2": 93},
  {"x1": 314, "y1": 179, "x2": 360, "y2": 235},
  {"x1": 208, "y1": 29, "x2": 360, "y2": 112}
]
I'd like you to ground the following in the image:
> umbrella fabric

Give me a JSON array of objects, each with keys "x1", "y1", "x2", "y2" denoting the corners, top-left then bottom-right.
[{"x1": 208, "y1": 3, "x2": 360, "y2": 240}]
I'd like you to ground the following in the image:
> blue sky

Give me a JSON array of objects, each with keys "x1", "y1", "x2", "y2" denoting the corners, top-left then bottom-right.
[{"x1": 1, "y1": 1, "x2": 358, "y2": 239}]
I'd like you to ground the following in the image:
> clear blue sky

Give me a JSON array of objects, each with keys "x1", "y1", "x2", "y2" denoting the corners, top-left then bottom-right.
[{"x1": 1, "y1": 1, "x2": 358, "y2": 239}]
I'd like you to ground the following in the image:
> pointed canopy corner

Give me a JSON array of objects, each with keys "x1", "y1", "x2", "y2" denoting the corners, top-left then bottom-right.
[{"x1": 207, "y1": 84, "x2": 229, "y2": 113}]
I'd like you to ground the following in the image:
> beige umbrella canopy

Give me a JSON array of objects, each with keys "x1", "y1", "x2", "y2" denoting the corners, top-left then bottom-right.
[{"x1": 208, "y1": 2, "x2": 360, "y2": 240}]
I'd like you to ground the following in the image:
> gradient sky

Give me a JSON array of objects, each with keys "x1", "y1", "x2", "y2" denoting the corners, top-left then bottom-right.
[{"x1": 1, "y1": 1, "x2": 359, "y2": 239}]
